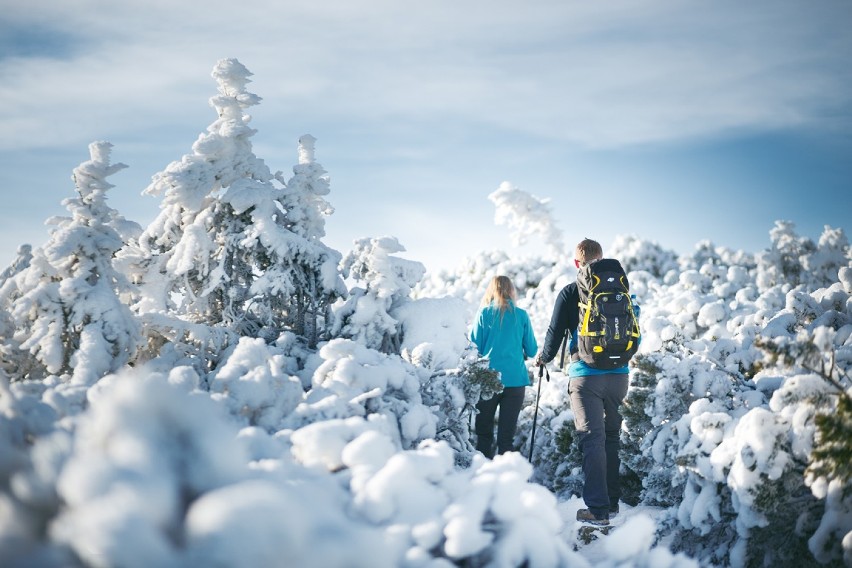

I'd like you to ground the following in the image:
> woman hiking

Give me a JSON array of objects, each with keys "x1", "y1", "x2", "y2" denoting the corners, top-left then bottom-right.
[{"x1": 469, "y1": 275, "x2": 538, "y2": 458}]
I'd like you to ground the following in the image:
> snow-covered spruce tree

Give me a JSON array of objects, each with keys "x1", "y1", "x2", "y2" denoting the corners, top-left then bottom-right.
[
  {"x1": 807, "y1": 379, "x2": 852, "y2": 567},
  {"x1": 247, "y1": 129, "x2": 345, "y2": 347},
  {"x1": 5, "y1": 142, "x2": 141, "y2": 384},
  {"x1": 125, "y1": 59, "x2": 271, "y2": 331},
  {"x1": 118, "y1": 59, "x2": 268, "y2": 365},
  {"x1": 0, "y1": 244, "x2": 33, "y2": 286},
  {"x1": 331, "y1": 236, "x2": 425, "y2": 353},
  {"x1": 122, "y1": 60, "x2": 344, "y2": 364},
  {"x1": 756, "y1": 220, "x2": 814, "y2": 291},
  {"x1": 215, "y1": 133, "x2": 345, "y2": 347},
  {"x1": 253, "y1": 134, "x2": 346, "y2": 347},
  {"x1": 0, "y1": 245, "x2": 34, "y2": 379}
]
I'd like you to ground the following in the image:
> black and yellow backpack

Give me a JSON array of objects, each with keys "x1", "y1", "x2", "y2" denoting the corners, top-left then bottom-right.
[{"x1": 576, "y1": 259, "x2": 640, "y2": 369}]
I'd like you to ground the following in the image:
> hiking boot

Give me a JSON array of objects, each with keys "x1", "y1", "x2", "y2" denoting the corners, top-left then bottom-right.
[
  {"x1": 609, "y1": 504, "x2": 619, "y2": 517},
  {"x1": 576, "y1": 508, "x2": 609, "y2": 526}
]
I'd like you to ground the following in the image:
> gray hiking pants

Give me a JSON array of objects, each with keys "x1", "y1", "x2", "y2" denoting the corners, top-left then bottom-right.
[{"x1": 569, "y1": 373, "x2": 629, "y2": 518}]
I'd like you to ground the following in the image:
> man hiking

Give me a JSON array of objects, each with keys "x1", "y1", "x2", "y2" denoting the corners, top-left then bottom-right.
[{"x1": 535, "y1": 238, "x2": 640, "y2": 526}]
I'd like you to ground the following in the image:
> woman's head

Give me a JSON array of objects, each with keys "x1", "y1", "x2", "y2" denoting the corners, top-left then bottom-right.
[{"x1": 482, "y1": 275, "x2": 516, "y2": 312}]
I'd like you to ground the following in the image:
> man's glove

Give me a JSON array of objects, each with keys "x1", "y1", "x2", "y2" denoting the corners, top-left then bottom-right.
[{"x1": 533, "y1": 354, "x2": 545, "y2": 367}]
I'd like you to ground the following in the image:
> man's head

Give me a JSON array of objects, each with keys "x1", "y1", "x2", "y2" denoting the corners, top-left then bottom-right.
[{"x1": 575, "y1": 238, "x2": 603, "y2": 268}]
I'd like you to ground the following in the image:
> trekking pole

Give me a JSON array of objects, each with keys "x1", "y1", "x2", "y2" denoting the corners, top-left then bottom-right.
[
  {"x1": 558, "y1": 330, "x2": 571, "y2": 369},
  {"x1": 527, "y1": 363, "x2": 550, "y2": 462}
]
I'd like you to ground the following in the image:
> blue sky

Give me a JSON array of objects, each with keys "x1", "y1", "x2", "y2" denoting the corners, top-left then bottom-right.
[{"x1": 1, "y1": 0, "x2": 850, "y2": 273}]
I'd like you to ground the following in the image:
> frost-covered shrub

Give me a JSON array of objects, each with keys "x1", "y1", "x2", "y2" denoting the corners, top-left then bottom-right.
[
  {"x1": 756, "y1": 221, "x2": 850, "y2": 293},
  {"x1": 282, "y1": 339, "x2": 437, "y2": 451},
  {"x1": 684, "y1": 239, "x2": 756, "y2": 274},
  {"x1": 607, "y1": 222, "x2": 852, "y2": 566},
  {"x1": 332, "y1": 236, "x2": 425, "y2": 353},
  {"x1": 419, "y1": 351, "x2": 503, "y2": 468},
  {"x1": 334, "y1": 433, "x2": 581, "y2": 567},
  {"x1": 208, "y1": 337, "x2": 303, "y2": 431},
  {"x1": 610, "y1": 234, "x2": 680, "y2": 278},
  {"x1": 0, "y1": 373, "x2": 73, "y2": 567},
  {"x1": 3, "y1": 366, "x2": 394, "y2": 568}
]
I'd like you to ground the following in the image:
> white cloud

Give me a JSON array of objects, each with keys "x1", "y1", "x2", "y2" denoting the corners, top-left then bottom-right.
[{"x1": 1, "y1": 0, "x2": 849, "y2": 151}]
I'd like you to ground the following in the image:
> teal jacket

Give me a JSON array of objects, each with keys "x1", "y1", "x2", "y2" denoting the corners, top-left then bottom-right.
[{"x1": 470, "y1": 301, "x2": 538, "y2": 387}]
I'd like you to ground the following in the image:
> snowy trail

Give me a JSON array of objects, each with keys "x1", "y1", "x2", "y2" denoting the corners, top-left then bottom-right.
[{"x1": 557, "y1": 498, "x2": 671, "y2": 562}]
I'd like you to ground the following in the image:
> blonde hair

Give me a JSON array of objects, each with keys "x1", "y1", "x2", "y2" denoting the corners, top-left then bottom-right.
[
  {"x1": 575, "y1": 238, "x2": 603, "y2": 266},
  {"x1": 481, "y1": 275, "x2": 517, "y2": 313}
]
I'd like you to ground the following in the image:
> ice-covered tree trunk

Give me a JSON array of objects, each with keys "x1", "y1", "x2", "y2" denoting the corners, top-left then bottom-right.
[{"x1": 7, "y1": 142, "x2": 141, "y2": 384}]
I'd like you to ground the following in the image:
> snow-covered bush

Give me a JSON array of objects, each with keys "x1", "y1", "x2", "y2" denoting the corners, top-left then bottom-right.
[
  {"x1": 610, "y1": 234, "x2": 680, "y2": 278},
  {"x1": 756, "y1": 221, "x2": 850, "y2": 292},
  {"x1": 418, "y1": 351, "x2": 503, "y2": 467},
  {"x1": 332, "y1": 236, "x2": 425, "y2": 353},
  {"x1": 208, "y1": 337, "x2": 304, "y2": 431},
  {"x1": 620, "y1": 226, "x2": 852, "y2": 566},
  {"x1": 306, "y1": 431, "x2": 583, "y2": 567},
  {"x1": 0, "y1": 245, "x2": 36, "y2": 379},
  {"x1": 281, "y1": 339, "x2": 437, "y2": 450}
]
